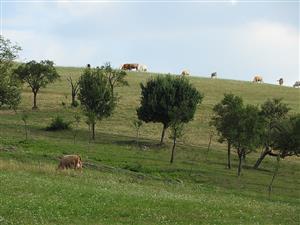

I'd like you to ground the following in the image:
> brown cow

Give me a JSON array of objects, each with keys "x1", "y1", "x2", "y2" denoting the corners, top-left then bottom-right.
[
  {"x1": 277, "y1": 78, "x2": 283, "y2": 86},
  {"x1": 121, "y1": 63, "x2": 139, "y2": 71},
  {"x1": 253, "y1": 75, "x2": 263, "y2": 83},
  {"x1": 57, "y1": 155, "x2": 82, "y2": 170}
]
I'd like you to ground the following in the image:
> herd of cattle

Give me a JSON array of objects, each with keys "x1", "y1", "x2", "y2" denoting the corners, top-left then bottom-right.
[{"x1": 119, "y1": 63, "x2": 300, "y2": 87}]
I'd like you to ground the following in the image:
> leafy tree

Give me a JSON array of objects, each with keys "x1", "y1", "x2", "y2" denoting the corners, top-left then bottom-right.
[
  {"x1": 211, "y1": 93, "x2": 243, "y2": 169},
  {"x1": 100, "y1": 62, "x2": 128, "y2": 97},
  {"x1": 14, "y1": 60, "x2": 60, "y2": 109},
  {"x1": 268, "y1": 115, "x2": 300, "y2": 195},
  {"x1": 21, "y1": 112, "x2": 29, "y2": 140},
  {"x1": 78, "y1": 67, "x2": 116, "y2": 140},
  {"x1": 67, "y1": 76, "x2": 79, "y2": 107},
  {"x1": 132, "y1": 118, "x2": 143, "y2": 145},
  {"x1": 230, "y1": 104, "x2": 264, "y2": 176},
  {"x1": 137, "y1": 75, "x2": 203, "y2": 144},
  {"x1": 169, "y1": 121, "x2": 184, "y2": 163},
  {"x1": 254, "y1": 98, "x2": 289, "y2": 169},
  {"x1": 0, "y1": 35, "x2": 22, "y2": 109}
]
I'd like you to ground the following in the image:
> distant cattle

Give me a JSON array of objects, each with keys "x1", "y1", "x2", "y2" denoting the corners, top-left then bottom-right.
[
  {"x1": 121, "y1": 63, "x2": 139, "y2": 71},
  {"x1": 277, "y1": 78, "x2": 283, "y2": 86},
  {"x1": 138, "y1": 64, "x2": 148, "y2": 72},
  {"x1": 57, "y1": 155, "x2": 82, "y2": 170},
  {"x1": 293, "y1": 81, "x2": 300, "y2": 88},
  {"x1": 253, "y1": 75, "x2": 263, "y2": 83},
  {"x1": 211, "y1": 72, "x2": 217, "y2": 79},
  {"x1": 181, "y1": 70, "x2": 190, "y2": 76}
]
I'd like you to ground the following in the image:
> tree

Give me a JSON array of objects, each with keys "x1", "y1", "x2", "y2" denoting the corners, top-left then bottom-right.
[
  {"x1": 254, "y1": 98, "x2": 289, "y2": 169},
  {"x1": 211, "y1": 93, "x2": 243, "y2": 169},
  {"x1": 0, "y1": 35, "x2": 22, "y2": 109},
  {"x1": 14, "y1": 60, "x2": 60, "y2": 109},
  {"x1": 78, "y1": 67, "x2": 116, "y2": 140},
  {"x1": 137, "y1": 75, "x2": 203, "y2": 144},
  {"x1": 268, "y1": 115, "x2": 300, "y2": 195},
  {"x1": 100, "y1": 62, "x2": 128, "y2": 97},
  {"x1": 230, "y1": 104, "x2": 264, "y2": 176},
  {"x1": 169, "y1": 122, "x2": 184, "y2": 163},
  {"x1": 21, "y1": 112, "x2": 29, "y2": 141},
  {"x1": 132, "y1": 118, "x2": 143, "y2": 145},
  {"x1": 67, "y1": 76, "x2": 79, "y2": 107}
]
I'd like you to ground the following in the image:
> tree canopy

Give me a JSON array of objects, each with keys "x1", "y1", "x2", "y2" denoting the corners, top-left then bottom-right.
[
  {"x1": 137, "y1": 75, "x2": 203, "y2": 144},
  {"x1": 14, "y1": 60, "x2": 59, "y2": 109},
  {"x1": 78, "y1": 67, "x2": 117, "y2": 140},
  {"x1": 0, "y1": 35, "x2": 22, "y2": 109}
]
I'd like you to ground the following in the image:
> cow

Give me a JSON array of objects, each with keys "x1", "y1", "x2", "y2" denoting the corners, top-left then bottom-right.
[
  {"x1": 57, "y1": 155, "x2": 82, "y2": 170},
  {"x1": 138, "y1": 64, "x2": 148, "y2": 72},
  {"x1": 277, "y1": 78, "x2": 283, "y2": 86},
  {"x1": 121, "y1": 63, "x2": 139, "y2": 71},
  {"x1": 293, "y1": 81, "x2": 300, "y2": 88},
  {"x1": 181, "y1": 70, "x2": 190, "y2": 76},
  {"x1": 253, "y1": 75, "x2": 263, "y2": 83},
  {"x1": 211, "y1": 72, "x2": 217, "y2": 79}
]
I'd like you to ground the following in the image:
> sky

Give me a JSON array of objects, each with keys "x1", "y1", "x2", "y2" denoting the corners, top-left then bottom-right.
[{"x1": 2, "y1": 0, "x2": 300, "y2": 86}]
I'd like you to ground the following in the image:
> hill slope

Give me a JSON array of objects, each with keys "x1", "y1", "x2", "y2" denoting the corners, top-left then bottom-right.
[{"x1": 0, "y1": 68, "x2": 299, "y2": 225}]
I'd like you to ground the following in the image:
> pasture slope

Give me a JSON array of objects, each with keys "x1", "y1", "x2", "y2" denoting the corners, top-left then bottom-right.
[{"x1": 0, "y1": 67, "x2": 299, "y2": 225}]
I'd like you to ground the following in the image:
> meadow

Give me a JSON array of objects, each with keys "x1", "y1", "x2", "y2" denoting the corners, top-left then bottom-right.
[{"x1": 0, "y1": 67, "x2": 299, "y2": 225}]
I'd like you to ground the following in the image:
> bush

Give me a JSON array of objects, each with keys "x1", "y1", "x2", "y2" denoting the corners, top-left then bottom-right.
[
  {"x1": 71, "y1": 100, "x2": 79, "y2": 107},
  {"x1": 46, "y1": 116, "x2": 71, "y2": 131}
]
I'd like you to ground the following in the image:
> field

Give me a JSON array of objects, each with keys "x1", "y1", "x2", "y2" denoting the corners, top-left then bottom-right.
[{"x1": 0, "y1": 68, "x2": 299, "y2": 225}]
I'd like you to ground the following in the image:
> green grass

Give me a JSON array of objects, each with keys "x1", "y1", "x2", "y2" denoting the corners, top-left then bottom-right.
[{"x1": 0, "y1": 67, "x2": 299, "y2": 224}]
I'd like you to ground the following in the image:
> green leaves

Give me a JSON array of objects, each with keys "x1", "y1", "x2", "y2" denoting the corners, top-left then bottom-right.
[{"x1": 137, "y1": 75, "x2": 203, "y2": 127}]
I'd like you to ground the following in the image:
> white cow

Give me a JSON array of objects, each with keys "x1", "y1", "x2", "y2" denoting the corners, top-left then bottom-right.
[
  {"x1": 138, "y1": 64, "x2": 148, "y2": 72},
  {"x1": 293, "y1": 81, "x2": 300, "y2": 88}
]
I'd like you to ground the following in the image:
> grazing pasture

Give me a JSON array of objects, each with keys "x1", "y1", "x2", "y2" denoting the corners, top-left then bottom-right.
[{"x1": 0, "y1": 67, "x2": 299, "y2": 225}]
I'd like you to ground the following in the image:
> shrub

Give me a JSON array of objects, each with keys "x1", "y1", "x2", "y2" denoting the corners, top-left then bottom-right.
[{"x1": 46, "y1": 116, "x2": 71, "y2": 131}]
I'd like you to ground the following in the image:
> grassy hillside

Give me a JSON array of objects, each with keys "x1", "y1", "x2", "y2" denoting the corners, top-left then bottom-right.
[{"x1": 0, "y1": 67, "x2": 299, "y2": 224}]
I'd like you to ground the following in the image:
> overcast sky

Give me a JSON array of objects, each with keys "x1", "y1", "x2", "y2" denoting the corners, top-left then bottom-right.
[{"x1": 2, "y1": 0, "x2": 299, "y2": 86}]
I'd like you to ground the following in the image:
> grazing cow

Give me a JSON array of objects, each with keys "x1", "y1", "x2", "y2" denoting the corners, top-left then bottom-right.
[
  {"x1": 293, "y1": 81, "x2": 300, "y2": 88},
  {"x1": 253, "y1": 75, "x2": 263, "y2": 83},
  {"x1": 138, "y1": 64, "x2": 148, "y2": 72},
  {"x1": 57, "y1": 155, "x2": 82, "y2": 170},
  {"x1": 181, "y1": 70, "x2": 190, "y2": 76},
  {"x1": 277, "y1": 78, "x2": 283, "y2": 86},
  {"x1": 121, "y1": 63, "x2": 139, "y2": 71},
  {"x1": 211, "y1": 72, "x2": 217, "y2": 79}
]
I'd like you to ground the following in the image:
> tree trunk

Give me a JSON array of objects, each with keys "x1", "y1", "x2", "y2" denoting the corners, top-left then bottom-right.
[
  {"x1": 254, "y1": 147, "x2": 270, "y2": 169},
  {"x1": 170, "y1": 137, "x2": 176, "y2": 164},
  {"x1": 160, "y1": 124, "x2": 167, "y2": 144},
  {"x1": 92, "y1": 123, "x2": 95, "y2": 140},
  {"x1": 237, "y1": 150, "x2": 243, "y2": 176},
  {"x1": 71, "y1": 91, "x2": 76, "y2": 106},
  {"x1": 227, "y1": 142, "x2": 231, "y2": 169},
  {"x1": 32, "y1": 92, "x2": 38, "y2": 109},
  {"x1": 268, "y1": 155, "x2": 280, "y2": 197}
]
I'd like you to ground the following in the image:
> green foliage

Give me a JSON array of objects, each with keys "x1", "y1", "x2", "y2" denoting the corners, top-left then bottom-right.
[
  {"x1": 253, "y1": 98, "x2": 290, "y2": 169},
  {"x1": 78, "y1": 67, "x2": 116, "y2": 139},
  {"x1": 46, "y1": 116, "x2": 71, "y2": 131},
  {"x1": 211, "y1": 93, "x2": 244, "y2": 169},
  {"x1": 272, "y1": 114, "x2": 300, "y2": 158},
  {"x1": 0, "y1": 36, "x2": 22, "y2": 109},
  {"x1": 211, "y1": 93, "x2": 244, "y2": 144},
  {"x1": 14, "y1": 60, "x2": 60, "y2": 109},
  {"x1": 100, "y1": 62, "x2": 129, "y2": 96},
  {"x1": 137, "y1": 75, "x2": 203, "y2": 143}
]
